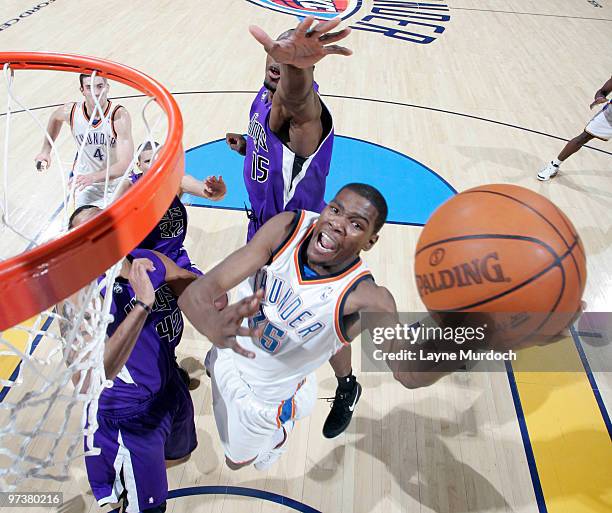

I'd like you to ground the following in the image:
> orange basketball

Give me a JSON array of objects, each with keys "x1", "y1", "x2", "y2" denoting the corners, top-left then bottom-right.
[{"x1": 414, "y1": 184, "x2": 586, "y2": 348}]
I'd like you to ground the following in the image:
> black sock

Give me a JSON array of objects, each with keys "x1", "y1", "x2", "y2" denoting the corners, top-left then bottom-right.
[{"x1": 337, "y1": 371, "x2": 357, "y2": 392}]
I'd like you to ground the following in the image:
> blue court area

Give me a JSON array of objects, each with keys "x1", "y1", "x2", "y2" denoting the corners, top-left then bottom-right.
[{"x1": 183, "y1": 136, "x2": 455, "y2": 225}]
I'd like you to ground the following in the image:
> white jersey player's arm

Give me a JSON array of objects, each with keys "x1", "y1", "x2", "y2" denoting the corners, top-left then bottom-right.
[
  {"x1": 34, "y1": 103, "x2": 72, "y2": 170},
  {"x1": 73, "y1": 107, "x2": 134, "y2": 192},
  {"x1": 152, "y1": 250, "x2": 199, "y2": 297},
  {"x1": 178, "y1": 211, "x2": 296, "y2": 357},
  {"x1": 590, "y1": 75, "x2": 612, "y2": 109},
  {"x1": 112, "y1": 174, "x2": 133, "y2": 199},
  {"x1": 594, "y1": 76, "x2": 612, "y2": 100},
  {"x1": 91, "y1": 106, "x2": 135, "y2": 184},
  {"x1": 343, "y1": 279, "x2": 449, "y2": 390}
]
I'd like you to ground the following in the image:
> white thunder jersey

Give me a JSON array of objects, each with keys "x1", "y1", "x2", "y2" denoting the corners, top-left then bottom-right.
[
  {"x1": 70, "y1": 101, "x2": 122, "y2": 205},
  {"x1": 233, "y1": 210, "x2": 373, "y2": 402}
]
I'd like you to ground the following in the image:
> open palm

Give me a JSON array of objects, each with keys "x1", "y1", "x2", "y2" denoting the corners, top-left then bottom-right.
[{"x1": 249, "y1": 16, "x2": 352, "y2": 69}]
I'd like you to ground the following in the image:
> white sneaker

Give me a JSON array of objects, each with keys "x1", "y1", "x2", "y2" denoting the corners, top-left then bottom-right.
[
  {"x1": 537, "y1": 161, "x2": 559, "y2": 181},
  {"x1": 254, "y1": 421, "x2": 294, "y2": 470}
]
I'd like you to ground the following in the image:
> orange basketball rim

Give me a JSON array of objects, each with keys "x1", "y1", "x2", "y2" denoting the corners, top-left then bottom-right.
[{"x1": 0, "y1": 52, "x2": 184, "y2": 331}]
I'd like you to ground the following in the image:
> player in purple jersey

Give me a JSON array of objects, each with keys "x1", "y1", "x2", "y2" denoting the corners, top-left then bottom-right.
[
  {"x1": 116, "y1": 141, "x2": 226, "y2": 275},
  {"x1": 67, "y1": 205, "x2": 207, "y2": 513},
  {"x1": 226, "y1": 16, "x2": 360, "y2": 439}
]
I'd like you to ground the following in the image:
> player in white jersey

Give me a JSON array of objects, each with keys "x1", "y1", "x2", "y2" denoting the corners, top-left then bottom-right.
[
  {"x1": 538, "y1": 75, "x2": 612, "y2": 181},
  {"x1": 179, "y1": 183, "x2": 424, "y2": 470},
  {"x1": 35, "y1": 74, "x2": 134, "y2": 207}
]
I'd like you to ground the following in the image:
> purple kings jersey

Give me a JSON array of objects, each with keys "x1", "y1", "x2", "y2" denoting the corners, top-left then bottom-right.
[
  {"x1": 131, "y1": 173, "x2": 201, "y2": 274},
  {"x1": 243, "y1": 83, "x2": 334, "y2": 241},
  {"x1": 98, "y1": 249, "x2": 184, "y2": 410},
  {"x1": 132, "y1": 173, "x2": 188, "y2": 260}
]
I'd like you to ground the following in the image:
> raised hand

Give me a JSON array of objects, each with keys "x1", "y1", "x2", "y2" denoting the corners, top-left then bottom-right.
[
  {"x1": 206, "y1": 289, "x2": 265, "y2": 358},
  {"x1": 249, "y1": 16, "x2": 352, "y2": 69},
  {"x1": 203, "y1": 175, "x2": 227, "y2": 201},
  {"x1": 128, "y1": 258, "x2": 156, "y2": 308},
  {"x1": 590, "y1": 96, "x2": 608, "y2": 109}
]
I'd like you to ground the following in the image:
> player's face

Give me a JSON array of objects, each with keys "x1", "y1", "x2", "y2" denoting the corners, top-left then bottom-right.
[
  {"x1": 138, "y1": 149, "x2": 156, "y2": 173},
  {"x1": 263, "y1": 54, "x2": 281, "y2": 92},
  {"x1": 307, "y1": 189, "x2": 380, "y2": 268},
  {"x1": 80, "y1": 77, "x2": 109, "y2": 105}
]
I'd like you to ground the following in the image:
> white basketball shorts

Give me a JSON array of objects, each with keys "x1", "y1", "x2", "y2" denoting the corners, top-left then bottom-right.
[{"x1": 207, "y1": 347, "x2": 317, "y2": 464}]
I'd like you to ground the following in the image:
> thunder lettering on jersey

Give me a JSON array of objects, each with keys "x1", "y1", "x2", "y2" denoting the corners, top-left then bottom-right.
[
  {"x1": 70, "y1": 101, "x2": 120, "y2": 175},
  {"x1": 98, "y1": 249, "x2": 184, "y2": 410},
  {"x1": 244, "y1": 83, "x2": 334, "y2": 241},
  {"x1": 231, "y1": 210, "x2": 373, "y2": 402}
]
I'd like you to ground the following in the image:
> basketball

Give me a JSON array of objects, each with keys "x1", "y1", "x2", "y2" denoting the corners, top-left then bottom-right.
[{"x1": 414, "y1": 184, "x2": 587, "y2": 348}]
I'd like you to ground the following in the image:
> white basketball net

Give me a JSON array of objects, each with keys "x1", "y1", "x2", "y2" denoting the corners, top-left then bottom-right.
[{"x1": 0, "y1": 62, "x2": 165, "y2": 490}]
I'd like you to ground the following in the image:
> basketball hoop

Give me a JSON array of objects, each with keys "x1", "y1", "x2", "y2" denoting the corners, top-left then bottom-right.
[
  {"x1": 0, "y1": 52, "x2": 183, "y2": 489},
  {"x1": 0, "y1": 52, "x2": 184, "y2": 331}
]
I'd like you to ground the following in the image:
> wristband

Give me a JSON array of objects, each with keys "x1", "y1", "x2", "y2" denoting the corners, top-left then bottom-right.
[{"x1": 134, "y1": 299, "x2": 152, "y2": 315}]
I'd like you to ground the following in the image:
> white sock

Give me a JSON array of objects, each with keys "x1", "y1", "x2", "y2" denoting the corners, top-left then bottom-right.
[{"x1": 552, "y1": 159, "x2": 562, "y2": 167}]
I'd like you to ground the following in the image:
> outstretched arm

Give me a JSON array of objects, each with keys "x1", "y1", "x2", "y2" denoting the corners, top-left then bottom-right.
[
  {"x1": 181, "y1": 174, "x2": 227, "y2": 201},
  {"x1": 249, "y1": 17, "x2": 351, "y2": 157},
  {"x1": 152, "y1": 250, "x2": 200, "y2": 297},
  {"x1": 35, "y1": 104, "x2": 71, "y2": 170},
  {"x1": 344, "y1": 281, "x2": 451, "y2": 389},
  {"x1": 178, "y1": 211, "x2": 296, "y2": 357}
]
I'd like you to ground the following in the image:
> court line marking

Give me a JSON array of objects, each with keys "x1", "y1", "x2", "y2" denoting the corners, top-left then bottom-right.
[
  {"x1": 570, "y1": 325, "x2": 612, "y2": 440},
  {"x1": 575, "y1": 330, "x2": 603, "y2": 338},
  {"x1": 108, "y1": 486, "x2": 322, "y2": 513},
  {"x1": 450, "y1": 6, "x2": 612, "y2": 22},
  {"x1": 0, "y1": 315, "x2": 54, "y2": 402},
  {"x1": 505, "y1": 361, "x2": 548, "y2": 513},
  {"x1": 1, "y1": 91, "x2": 610, "y2": 157}
]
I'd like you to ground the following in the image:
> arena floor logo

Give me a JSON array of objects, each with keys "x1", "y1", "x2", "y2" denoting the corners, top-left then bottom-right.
[{"x1": 246, "y1": 0, "x2": 451, "y2": 45}]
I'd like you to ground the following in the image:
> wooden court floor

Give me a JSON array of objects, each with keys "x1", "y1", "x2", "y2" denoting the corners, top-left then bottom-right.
[{"x1": 0, "y1": 1, "x2": 611, "y2": 512}]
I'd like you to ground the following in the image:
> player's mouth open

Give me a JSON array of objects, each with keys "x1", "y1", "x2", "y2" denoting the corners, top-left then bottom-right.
[
  {"x1": 268, "y1": 66, "x2": 280, "y2": 81},
  {"x1": 317, "y1": 231, "x2": 338, "y2": 253}
]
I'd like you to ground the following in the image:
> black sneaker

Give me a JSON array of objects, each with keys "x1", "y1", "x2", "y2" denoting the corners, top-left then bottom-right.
[{"x1": 322, "y1": 380, "x2": 362, "y2": 439}]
